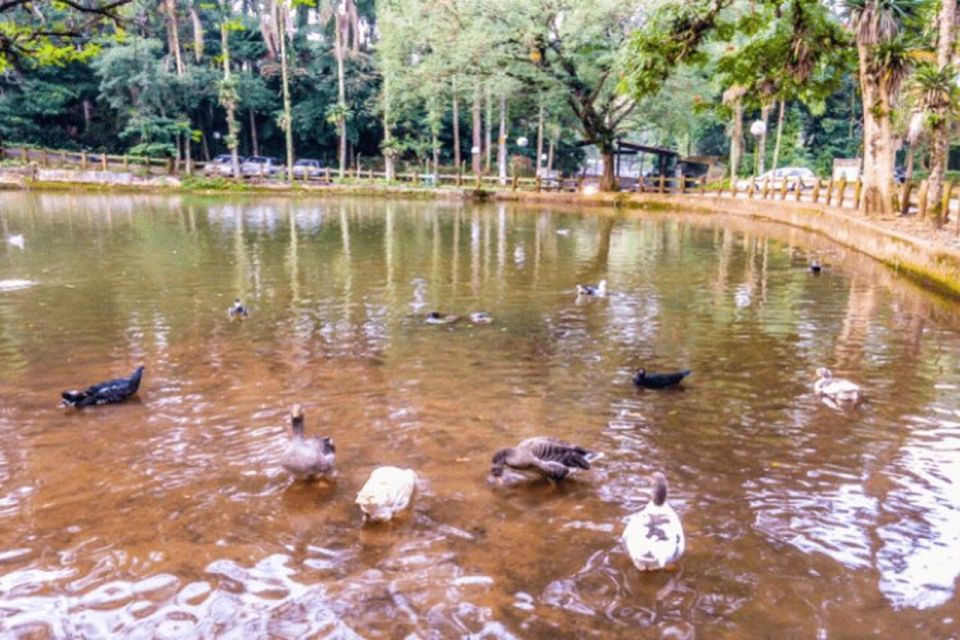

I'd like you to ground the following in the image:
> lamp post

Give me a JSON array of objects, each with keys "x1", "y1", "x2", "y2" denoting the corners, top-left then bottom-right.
[{"x1": 750, "y1": 120, "x2": 766, "y2": 178}]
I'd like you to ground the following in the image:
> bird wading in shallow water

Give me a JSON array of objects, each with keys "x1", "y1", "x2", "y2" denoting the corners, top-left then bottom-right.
[
  {"x1": 622, "y1": 472, "x2": 685, "y2": 571},
  {"x1": 469, "y1": 311, "x2": 494, "y2": 325},
  {"x1": 61, "y1": 366, "x2": 145, "y2": 407},
  {"x1": 281, "y1": 405, "x2": 336, "y2": 481},
  {"x1": 633, "y1": 368, "x2": 691, "y2": 389},
  {"x1": 425, "y1": 311, "x2": 460, "y2": 325},
  {"x1": 490, "y1": 437, "x2": 594, "y2": 485}
]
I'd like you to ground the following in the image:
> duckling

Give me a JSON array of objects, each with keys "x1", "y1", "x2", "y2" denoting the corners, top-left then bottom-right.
[
  {"x1": 814, "y1": 368, "x2": 861, "y2": 404},
  {"x1": 61, "y1": 366, "x2": 145, "y2": 407},
  {"x1": 633, "y1": 368, "x2": 691, "y2": 389},
  {"x1": 576, "y1": 279, "x2": 607, "y2": 297},
  {"x1": 622, "y1": 472, "x2": 685, "y2": 571},
  {"x1": 469, "y1": 311, "x2": 493, "y2": 325},
  {"x1": 490, "y1": 436, "x2": 593, "y2": 485},
  {"x1": 281, "y1": 405, "x2": 335, "y2": 480},
  {"x1": 228, "y1": 298, "x2": 249, "y2": 319},
  {"x1": 425, "y1": 311, "x2": 460, "y2": 325},
  {"x1": 355, "y1": 466, "x2": 417, "y2": 522},
  {"x1": 809, "y1": 259, "x2": 823, "y2": 274}
]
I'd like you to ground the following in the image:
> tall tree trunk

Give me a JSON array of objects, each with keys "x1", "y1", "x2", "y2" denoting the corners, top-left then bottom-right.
[
  {"x1": 451, "y1": 77, "x2": 460, "y2": 170},
  {"x1": 599, "y1": 142, "x2": 617, "y2": 192},
  {"x1": 546, "y1": 129, "x2": 555, "y2": 177},
  {"x1": 485, "y1": 85, "x2": 492, "y2": 173},
  {"x1": 471, "y1": 86, "x2": 482, "y2": 175},
  {"x1": 535, "y1": 100, "x2": 544, "y2": 177},
  {"x1": 219, "y1": 7, "x2": 241, "y2": 179},
  {"x1": 757, "y1": 102, "x2": 772, "y2": 175},
  {"x1": 166, "y1": 0, "x2": 191, "y2": 174},
  {"x1": 276, "y1": 0, "x2": 293, "y2": 180},
  {"x1": 335, "y1": 11, "x2": 347, "y2": 178},
  {"x1": 82, "y1": 99, "x2": 93, "y2": 133},
  {"x1": 771, "y1": 99, "x2": 785, "y2": 172},
  {"x1": 383, "y1": 72, "x2": 395, "y2": 181},
  {"x1": 928, "y1": 0, "x2": 956, "y2": 223},
  {"x1": 730, "y1": 99, "x2": 743, "y2": 182},
  {"x1": 189, "y1": 4, "x2": 204, "y2": 62},
  {"x1": 432, "y1": 132, "x2": 439, "y2": 177},
  {"x1": 497, "y1": 94, "x2": 507, "y2": 185},
  {"x1": 857, "y1": 44, "x2": 895, "y2": 216},
  {"x1": 248, "y1": 110, "x2": 259, "y2": 156}
]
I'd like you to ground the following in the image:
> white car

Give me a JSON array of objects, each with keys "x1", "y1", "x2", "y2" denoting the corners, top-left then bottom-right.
[
  {"x1": 292, "y1": 159, "x2": 323, "y2": 178},
  {"x1": 241, "y1": 156, "x2": 281, "y2": 177},
  {"x1": 738, "y1": 167, "x2": 817, "y2": 191},
  {"x1": 205, "y1": 154, "x2": 244, "y2": 176}
]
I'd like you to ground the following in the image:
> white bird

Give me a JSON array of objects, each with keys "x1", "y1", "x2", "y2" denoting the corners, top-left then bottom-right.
[
  {"x1": 814, "y1": 368, "x2": 862, "y2": 404},
  {"x1": 7, "y1": 234, "x2": 24, "y2": 249},
  {"x1": 622, "y1": 472, "x2": 685, "y2": 571},
  {"x1": 355, "y1": 466, "x2": 417, "y2": 522},
  {"x1": 281, "y1": 405, "x2": 336, "y2": 480},
  {"x1": 576, "y1": 279, "x2": 607, "y2": 297},
  {"x1": 556, "y1": 228, "x2": 571, "y2": 237}
]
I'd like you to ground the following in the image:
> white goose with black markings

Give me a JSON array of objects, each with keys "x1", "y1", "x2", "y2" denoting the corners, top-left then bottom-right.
[{"x1": 622, "y1": 472, "x2": 685, "y2": 571}]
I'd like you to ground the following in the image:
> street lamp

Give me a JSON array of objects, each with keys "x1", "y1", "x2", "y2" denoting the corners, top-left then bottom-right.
[{"x1": 750, "y1": 120, "x2": 766, "y2": 177}]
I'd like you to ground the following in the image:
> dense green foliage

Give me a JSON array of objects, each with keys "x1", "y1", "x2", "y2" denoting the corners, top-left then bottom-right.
[{"x1": 0, "y1": 0, "x2": 951, "y2": 198}]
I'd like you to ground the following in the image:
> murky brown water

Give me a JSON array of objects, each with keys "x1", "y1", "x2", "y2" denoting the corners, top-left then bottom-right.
[{"x1": 1, "y1": 192, "x2": 960, "y2": 638}]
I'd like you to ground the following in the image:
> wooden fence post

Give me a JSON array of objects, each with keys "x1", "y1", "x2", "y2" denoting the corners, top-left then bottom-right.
[
  {"x1": 730, "y1": 177, "x2": 738, "y2": 197},
  {"x1": 80, "y1": 151, "x2": 88, "y2": 170},
  {"x1": 853, "y1": 180, "x2": 863, "y2": 209},
  {"x1": 794, "y1": 179, "x2": 803, "y2": 202},
  {"x1": 168, "y1": 157, "x2": 176, "y2": 175},
  {"x1": 761, "y1": 178, "x2": 770, "y2": 199},
  {"x1": 680, "y1": 175, "x2": 687, "y2": 194},
  {"x1": 811, "y1": 179, "x2": 821, "y2": 204},
  {"x1": 779, "y1": 178, "x2": 788, "y2": 200},
  {"x1": 836, "y1": 178, "x2": 846, "y2": 207},
  {"x1": 122, "y1": 155, "x2": 129, "y2": 171},
  {"x1": 475, "y1": 172, "x2": 482, "y2": 189},
  {"x1": 511, "y1": 173, "x2": 518, "y2": 191},
  {"x1": 101, "y1": 153, "x2": 108, "y2": 171},
  {"x1": 825, "y1": 179, "x2": 834, "y2": 206},
  {"x1": 748, "y1": 180, "x2": 756, "y2": 199},
  {"x1": 535, "y1": 175, "x2": 542, "y2": 192},
  {"x1": 658, "y1": 174, "x2": 665, "y2": 194},
  {"x1": 700, "y1": 176, "x2": 707, "y2": 195}
]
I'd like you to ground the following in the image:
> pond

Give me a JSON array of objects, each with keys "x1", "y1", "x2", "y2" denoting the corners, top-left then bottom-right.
[{"x1": 1, "y1": 192, "x2": 959, "y2": 638}]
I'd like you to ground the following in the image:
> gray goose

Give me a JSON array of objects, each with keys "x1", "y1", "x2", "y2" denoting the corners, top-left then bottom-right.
[
  {"x1": 281, "y1": 405, "x2": 336, "y2": 480},
  {"x1": 490, "y1": 436, "x2": 593, "y2": 484}
]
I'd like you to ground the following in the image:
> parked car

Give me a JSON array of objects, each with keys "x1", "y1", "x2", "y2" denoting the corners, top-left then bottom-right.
[
  {"x1": 292, "y1": 159, "x2": 323, "y2": 178},
  {"x1": 241, "y1": 156, "x2": 281, "y2": 176},
  {"x1": 205, "y1": 154, "x2": 244, "y2": 176},
  {"x1": 738, "y1": 167, "x2": 817, "y2": 191}
]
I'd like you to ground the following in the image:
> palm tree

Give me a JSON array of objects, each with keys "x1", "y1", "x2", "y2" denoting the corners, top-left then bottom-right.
[
  {"x1": 924, "y1": 0, "x2": 956, "y2": 224},
  {"x1": 844, "y1": 0, "x2": 917, "y2": 216}
]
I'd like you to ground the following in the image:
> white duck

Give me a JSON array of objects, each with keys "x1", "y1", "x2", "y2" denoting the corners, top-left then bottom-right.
[
  {"x1": 7, "y1": 234, "x2": 24, "y2": 250},
  {"x1": 281, "y1": 405, "x2": 336, "y2": 480},
  {"x1": 622, "y1": 472, "x2": 685, "y2": 571},
  {"x1": 355, "y1": 466, "x2": 417, "y2": 522},
  {"x1": 576, "y1": 279, "x2": 607, "y2": 297},
  {"x1": 814, "y1": 368, "x2": 862, "y2": 404}
]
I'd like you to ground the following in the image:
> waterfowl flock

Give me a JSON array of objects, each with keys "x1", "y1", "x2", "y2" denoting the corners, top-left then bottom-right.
[{"x1": 56, "y1": 264, "x2": 863, "y2": 575}]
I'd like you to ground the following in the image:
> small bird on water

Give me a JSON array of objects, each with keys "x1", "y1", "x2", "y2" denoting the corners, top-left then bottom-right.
[
  {"x1": 632, "y1": 368, "x2": 691, "y2": 389},
  {"x1": 576, "y1": 279, "x2": 607, "y2": 297},
  {"x1": 622, "y1": 472, "x2": 685, "y2": 571},
  {"x1": 810, "y1": 259, "x2": 823, "y2": 274},
  {"x1": 355, "y1": 466, "x2": 417, "y2": 522},
  {"x1": 425, "y1": 311, "x2": 460, "y2": 325},
  {"x1": 490, "y1": 436, "x2": 594, "y2": 485},
  {"x1": 61, "y1": 366, "x2": 145, "y2": 407},
  {"x1": 228, "y1": 298, "x2": 249, "y2": 319},
  {"x1": 281, "y1": 404, "x2": 336, "y2": 481}
]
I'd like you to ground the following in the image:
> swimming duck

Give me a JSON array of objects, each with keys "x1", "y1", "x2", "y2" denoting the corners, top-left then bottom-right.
[
  {"x1": 814, "y1": 368, "x2": 861, "y2": 404},
  {"x1": 633, "y1": 368, "x2": 691, "y2": 389},
  {"x1": 425, "y1": 311, "x2": 460, "y2": 325},
  {"x1": 576, "y1": 279, "x2": 607, "y2": 297},
  {"x1": 810, "y1": 260, "x2": 823, "y2": 274},
  {"x1": 490, "y1": 436, "x2": 593, "y2": 484},
  {"x1": 355, "y1": 466, "x2": 417, "y2": 522},
  {"x1": 622, "y1": 472, "x2": 685, "y2": 571},
  {"x1": 469, "y1": 311, "x2": 494, "y2": 325},
  {"x1": 7, "y1": 234, "x2": 24, "y2": 249},
  {"x1": 228, "y1": 298, "x2": 249, "y2": 319},
  {"x1": 61, "y1": 366, "x2": 145, "y2": 407},
  {"x1": 281, "y1": 405, "x2": 336, "y2": 480}
]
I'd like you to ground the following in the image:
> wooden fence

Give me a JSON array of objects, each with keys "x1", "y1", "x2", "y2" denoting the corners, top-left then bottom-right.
[{"x1": 1, "y1": 144, "x2": 955, "y2": 224}]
